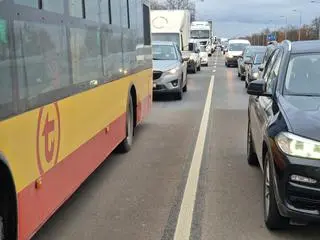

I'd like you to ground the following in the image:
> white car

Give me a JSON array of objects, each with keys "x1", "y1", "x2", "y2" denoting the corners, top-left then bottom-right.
[
  {"x1": 225, "y1": 39, "x2": 251, "y2": 67},
  {"x1": 200, "y1": 46, "x2": 209, "y2": 66}
]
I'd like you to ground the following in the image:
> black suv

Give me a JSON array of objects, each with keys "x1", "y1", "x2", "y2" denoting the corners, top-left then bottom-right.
[{"x1": 247, "y1": 40, "x2": 320, "y2": 229}]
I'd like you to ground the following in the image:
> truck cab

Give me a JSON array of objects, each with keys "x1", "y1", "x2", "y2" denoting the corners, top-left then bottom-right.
[{"x1": 190, "y1": 21, "x2": 212, "y2": 55}]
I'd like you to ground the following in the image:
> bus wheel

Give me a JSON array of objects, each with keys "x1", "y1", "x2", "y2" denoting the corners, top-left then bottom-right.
[
  {"x1": 118, "y1": 95, "x2": 134, "y2": 153},
  {"x1": 0, "y1": 165, "x2": 17, "y2": 240}
]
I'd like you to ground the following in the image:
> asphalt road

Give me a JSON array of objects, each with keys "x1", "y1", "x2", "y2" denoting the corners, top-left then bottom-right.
[{"x1": 33, "y1": 51, "x2": 320, "y2": 240}]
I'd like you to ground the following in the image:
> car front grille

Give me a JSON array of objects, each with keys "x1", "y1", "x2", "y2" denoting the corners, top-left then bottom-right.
[{"x1": 153, "y1": 71, "x2": 162, "y2": 80}]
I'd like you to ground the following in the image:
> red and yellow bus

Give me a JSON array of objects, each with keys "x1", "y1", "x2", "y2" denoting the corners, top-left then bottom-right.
[{"x1": 0, "y1": 0, "x2": 152, "y2": 239}]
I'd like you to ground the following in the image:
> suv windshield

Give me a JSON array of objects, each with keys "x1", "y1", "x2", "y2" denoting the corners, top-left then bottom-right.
[
  {"x1": 284, "y1": 54, "x2": 320, "y2": 96},
  {"x1": 229, "y1": 43, "x2": 250, "y2": 51},
  {"x1": 152, "y1": 45, "x2": 177, "y2": 61}
]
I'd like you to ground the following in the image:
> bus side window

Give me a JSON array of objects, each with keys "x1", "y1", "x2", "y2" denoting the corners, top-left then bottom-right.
[
  {"x1": 109, "y1": 0, "x2": 121, "y2": 26},
  {"x1": 14, "y1": 22, "x2": 70, "y2": 102},
  {"x1": 14, "y1": 0, "x2": 37, "y2": 8},
  {"x1": 0, "y1": 18, "x2": 13, "y2": 118},
  {"x1": 142, "y1": 4, "x2": 151, "y2": 45},
  {"x1": 43, "y1": 0, "x2": 64, "y2": 14},
  {"x1": 69, "y1": 0, "x2": 83, "y2": 18}
]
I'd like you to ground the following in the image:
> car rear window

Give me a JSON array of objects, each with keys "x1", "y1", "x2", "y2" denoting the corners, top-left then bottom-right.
[{"x1": 284, "y1": 54, "x2": 320, "y2": 96}]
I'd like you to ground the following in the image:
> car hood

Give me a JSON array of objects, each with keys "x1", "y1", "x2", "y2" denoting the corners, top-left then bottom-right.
[
  {"x1": 229, "y1": 51, "x2": 243, "y2": 56},
  {"x1": 152, "y1": 60, "x2": 179, "y2": 72},
  {"x1": 280, "y1": 95, "x2": 320, "y2": 141}
]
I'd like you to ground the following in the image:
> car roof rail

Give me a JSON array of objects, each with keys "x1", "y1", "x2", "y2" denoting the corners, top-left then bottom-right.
[{"x1": 282, "y1": 40, "x2": 292, "y2": 51}]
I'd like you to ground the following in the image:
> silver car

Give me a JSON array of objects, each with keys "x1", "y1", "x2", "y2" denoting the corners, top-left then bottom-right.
[{"x1": 152, "y1": 41, "x2": 188, "y2": 100}]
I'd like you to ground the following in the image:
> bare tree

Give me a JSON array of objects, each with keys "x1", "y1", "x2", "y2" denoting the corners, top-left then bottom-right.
[
  {"x1": 150, "y1": 0, "x2": 167, "y2": 10},
  {"x1": 150, "y1": 0, "x2": 196, "y2": 21}
]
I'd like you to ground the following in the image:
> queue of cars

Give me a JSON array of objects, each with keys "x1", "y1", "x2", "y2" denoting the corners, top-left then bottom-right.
[
  {"x1": 247, "y1": 40, "x2": 320, "y2": 230},
  {"x1": 224, "y1": 38, "x2": 320, "y2": 230}
]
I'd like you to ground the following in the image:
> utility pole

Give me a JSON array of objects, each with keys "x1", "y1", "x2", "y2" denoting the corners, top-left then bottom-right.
[
  {"x1": 293, "y1": 9, "x2": 302, "y2": 41},
  {"x1": 280, "y1": 15, "x2": 288, "y2": 39}
]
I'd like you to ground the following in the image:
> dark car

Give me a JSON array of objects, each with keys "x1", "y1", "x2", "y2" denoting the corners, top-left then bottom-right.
[
  {"x1": 247, "y1": 40, "x2": 320, "y2": 230},
  {"x1": 238, "y1": 46, "x2": 266, "y2": 80},
  {"x1": 244, "y1": 52, "x2": 265, "y2": 88}
]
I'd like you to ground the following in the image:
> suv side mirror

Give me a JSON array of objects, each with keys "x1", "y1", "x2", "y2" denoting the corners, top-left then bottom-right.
[
  {"x1": 258, "y1": 64, "x2": 264, "y2": 71},
  {"x1": 247, "y1": 79, "x2": 271, "y2": 96}
]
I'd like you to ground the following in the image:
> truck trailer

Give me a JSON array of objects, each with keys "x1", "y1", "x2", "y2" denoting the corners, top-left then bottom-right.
[{"x1": 151, "y1": 10, "x2": 191, "y2": 51}]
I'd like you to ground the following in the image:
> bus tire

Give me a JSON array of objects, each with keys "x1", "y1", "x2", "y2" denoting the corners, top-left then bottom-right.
[
  {"x1": 117, "y1": 95, "x2": 134, "y2": 153},
  {"x1": 0, "y1": 163, "x2": 17, "y2": 240}
]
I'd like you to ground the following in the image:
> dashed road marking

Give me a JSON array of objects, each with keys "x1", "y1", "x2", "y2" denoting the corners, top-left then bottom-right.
[{"x1": 173, "y1": 76, "x2": 215, "y2": 240}]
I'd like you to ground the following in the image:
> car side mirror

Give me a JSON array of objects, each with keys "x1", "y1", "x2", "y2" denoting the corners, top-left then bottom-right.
[
  {"x1": 244, "y1": 57, "x2": 253, "y2": 65},
  {"x1": 258, "y1": 64, "x2": 264, "y2": 71},
  {"x1": 183, "y1": 57, "x2": 189, "y2": 62},
  {"x1": 247, "y1": 79, "x2": 271, "y2": 96}
]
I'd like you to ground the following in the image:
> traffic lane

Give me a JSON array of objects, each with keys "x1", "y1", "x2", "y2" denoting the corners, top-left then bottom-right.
[
  {"x1": 32, "y1": 59, "x2": 214, "y2": 240},
  {"x1": 197, "y1": 56, "x2": 320, "y2": 240}
]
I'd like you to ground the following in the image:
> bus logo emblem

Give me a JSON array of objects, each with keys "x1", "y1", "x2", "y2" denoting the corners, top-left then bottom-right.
[{"x1": 36, "y1": 103, "x2": 61, "y2": 175}]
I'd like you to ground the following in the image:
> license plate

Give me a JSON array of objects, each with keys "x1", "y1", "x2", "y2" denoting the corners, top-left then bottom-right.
[{"x1": 153, "y1": 83, "x2": 156, "y2": 88}]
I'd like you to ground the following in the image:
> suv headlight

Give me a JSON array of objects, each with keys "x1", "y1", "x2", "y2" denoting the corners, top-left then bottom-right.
[
  {"x1": 275, "y1": 132, "x2": 320, "y2": 159},
  {"x1": 167, "y1": 67, "x2": 179, "y2": 74}
]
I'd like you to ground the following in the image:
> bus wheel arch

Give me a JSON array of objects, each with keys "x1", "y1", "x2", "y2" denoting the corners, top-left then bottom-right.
[
  {"x1": 0, "y1": 155, "x2": 18, "y2": 240},
  {"x1": 129, "y1": 85, "x2": 137, "y2": 130},
  {"x1": 117, "y1": 84, "x2": 137, "y2": 153}
]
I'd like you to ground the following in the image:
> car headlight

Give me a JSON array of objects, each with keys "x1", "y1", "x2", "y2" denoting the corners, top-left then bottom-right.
[
  {"x1": 275, "y1": 132, "x2": 320, "y2": 159},
  {"x1": 167, "y1": 67, "x2": 179, "y2": 74},
  {"x1": 227, "y1": 54, "x2": 233, "y2": 58},
  {"x1": 252, "y1": 72, "x2": 259, "y2": 79}
]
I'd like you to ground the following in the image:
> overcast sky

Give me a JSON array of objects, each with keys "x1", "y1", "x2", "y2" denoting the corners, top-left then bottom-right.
[{"x1": 195, "y1": 0, "x2": 320, "y2": 38}]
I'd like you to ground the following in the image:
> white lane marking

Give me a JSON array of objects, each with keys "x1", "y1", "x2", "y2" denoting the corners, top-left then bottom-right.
[
  {"x1": 173, "y1": 76, "x2": 215, "y2": 240},
  {"x1": 212, "y1": 70, "x2": 216, "y2": 73}
]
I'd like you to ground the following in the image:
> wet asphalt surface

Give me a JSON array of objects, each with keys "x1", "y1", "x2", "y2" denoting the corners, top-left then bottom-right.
[{"x1": 33, "y1": 51, "x2": 320, "y2": 240}]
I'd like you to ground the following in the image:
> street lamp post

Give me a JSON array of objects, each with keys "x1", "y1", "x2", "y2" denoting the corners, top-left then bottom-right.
[
  {"x1": 293, "y1": 9, "x2": 302, "y2": 41},
  {"x1": 280, "y1": 15, "x2": 288, "y2": 39},
  {"x1": 310, "y1": 0, "x2": 320, "y2": 40}
]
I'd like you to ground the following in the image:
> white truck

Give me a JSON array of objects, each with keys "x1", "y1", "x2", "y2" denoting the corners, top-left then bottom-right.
[
  {"x1": 151, "y1": 10, "x2": 190, "y2": 51},
  {"x1": 190, "y1": 21, "x2": 213, "y2": 54}
]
